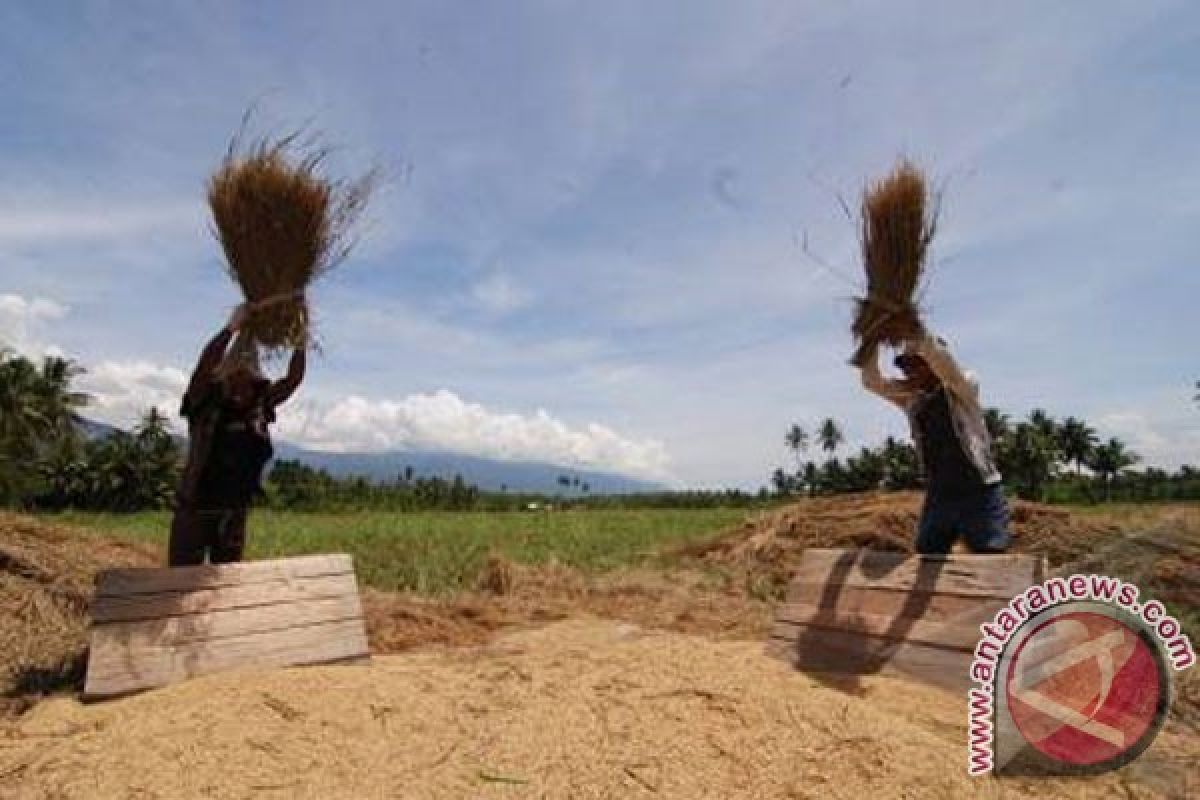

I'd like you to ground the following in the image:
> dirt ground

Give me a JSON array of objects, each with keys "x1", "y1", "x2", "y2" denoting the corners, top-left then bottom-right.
[{"x1": 1, "y1": 499, "x2": 1197, "y2": 798}]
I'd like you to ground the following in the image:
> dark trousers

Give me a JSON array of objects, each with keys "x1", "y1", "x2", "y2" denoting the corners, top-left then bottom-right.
[
  {"x1": 916, "y1": 483, "x2": 1013, "y2": 555},
  {"x1": 168, "y1": 508, "x2": 249, "y2": 566}
]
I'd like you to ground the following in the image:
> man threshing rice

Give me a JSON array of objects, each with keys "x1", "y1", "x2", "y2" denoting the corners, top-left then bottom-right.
[
  {"x1": 850, "y1": 161, "x2": 1011, "y2": 555},
  {"x1": 167, "y1": 130, "x2": 372, "y2": 566},
  {"x1": 169, "y1": 302, "x2": 305, "y2": 565}
]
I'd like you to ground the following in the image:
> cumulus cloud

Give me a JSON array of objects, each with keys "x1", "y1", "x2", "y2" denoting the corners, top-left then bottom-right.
[
  {"x1": 78, "y1": 361, "x2": 189, "y2": 431},
  {"x1": 2, "y1": 292, "x2": 672, "y2": 479},
  {"x1": 0, "y1": 293, "x2": 68, "y2": 355},
  {"x1": 1096, "y1": 409, "x2": 1200, "y2": 471},
  {"x1": 275, "y1": 389, "x2": 673, "y2": 481}
]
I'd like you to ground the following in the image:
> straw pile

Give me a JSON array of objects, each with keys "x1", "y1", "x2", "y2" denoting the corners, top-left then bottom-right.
[
  {"x1": 849, "y1": 160, "x2": 938, "y2": 367},
  {"x1": 207, "y1": 133, "x2": 374, "y2": 354},
  {"x1": 0, "y1": 513, "x2": 157, "y2": 715}
]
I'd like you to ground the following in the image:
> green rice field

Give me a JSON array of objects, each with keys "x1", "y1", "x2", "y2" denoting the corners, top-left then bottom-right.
[{"x1": 47, "y1": 508, "x2": 748, "y2": 594}]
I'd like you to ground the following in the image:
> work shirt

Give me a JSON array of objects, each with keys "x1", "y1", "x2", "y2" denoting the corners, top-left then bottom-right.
[
  {"x1": 911, "y1": 386, "x2": 988, "y2": 496},
  {"x1": 187, "y1": 387, "x2": 275, "y2": 510},
  {"x1": 175, "y1": 327, "x2": 305, "y2": 511},
  {"x1": 861, "y1": 333, "x2": 1002, "y2": 488}
]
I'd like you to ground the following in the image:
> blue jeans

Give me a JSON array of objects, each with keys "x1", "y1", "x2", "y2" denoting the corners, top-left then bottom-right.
[{"x1": 916, "y1": 483, "x2": 1012, "y2": 554}]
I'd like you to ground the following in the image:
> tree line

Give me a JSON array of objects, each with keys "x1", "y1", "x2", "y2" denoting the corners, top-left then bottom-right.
[
  {"x1": 0, "y1": 349, "x2": 180, "y2": 510},
  {"x1": 772, "y1": 409, "x2": 1199, "y2": 503},
  {"x1": 2, "y1": 346, "x2": 1196, "y2": 512}
]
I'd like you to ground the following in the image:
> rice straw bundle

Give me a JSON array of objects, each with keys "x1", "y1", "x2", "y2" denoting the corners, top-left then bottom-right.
[
  {"x1": 848, "y1": 160, "x2": 938, "y2": 366},
  {"x1": 207, "y1": 133, "x2": 375, "y2": 354}
]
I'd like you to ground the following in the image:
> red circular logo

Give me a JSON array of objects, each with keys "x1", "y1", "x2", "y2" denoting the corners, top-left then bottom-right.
[{"x1": 1005, "y1": 609, "x2": 1166, "y2": 768}]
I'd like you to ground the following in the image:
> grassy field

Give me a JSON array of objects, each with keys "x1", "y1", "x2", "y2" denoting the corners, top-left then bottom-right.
[{"x1": 47, "y1": 508, "x2": 748, "y2": 594}]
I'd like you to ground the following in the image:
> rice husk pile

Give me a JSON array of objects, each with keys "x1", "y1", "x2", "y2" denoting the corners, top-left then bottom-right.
[
  {"x1": 1, "y1": 617, "x2": 1171, "y2": 799},
  {"x1": 362, "y1": 560, "x2": 770, "y2": 654},
  {"x1": 676, "y1": 491, "x2": 1124, "y2": 599},
  {"x1": 207, "y1": 133, "x2": 374, "y2": 354},
  {"x1": 849, "y1": 160, "x2": 937, "y2": 366},
  {"x1": 0, "y1": 513, "x2": 158, "y2": 715}
]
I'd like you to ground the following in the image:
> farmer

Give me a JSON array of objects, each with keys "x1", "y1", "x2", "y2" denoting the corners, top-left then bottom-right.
[
  {"x1": 168, "y1": 302, "x2": 306, "y2": 566},
  {"x1": 859, "y1": 333, "x2": 1012, "y2": 554}
]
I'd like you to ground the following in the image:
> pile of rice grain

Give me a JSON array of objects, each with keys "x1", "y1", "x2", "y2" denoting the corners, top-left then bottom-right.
[{"x1": 1, "y1": 617, "x2": 1159, "y2": 799}]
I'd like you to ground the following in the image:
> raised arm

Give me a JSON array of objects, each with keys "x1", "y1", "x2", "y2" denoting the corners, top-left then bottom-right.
[
  {"x1": 913, "y1": 333, "x2": 979, "y2": 403},
  {"x1": 859, "y1": 343, "x2": 915, "y2": 410},
  {"x1": 182, "y1": 305, "x2": 247, "y2": 412},
  {"x1": 269, "y1": 346, "x2": 306, "y2": 407}
]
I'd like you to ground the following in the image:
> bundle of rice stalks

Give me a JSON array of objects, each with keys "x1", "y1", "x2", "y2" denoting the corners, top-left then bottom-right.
[
  {"x1": 848, "y1": 160, "x2": 938, "y2": 367},
  {"x1": 207, "y1": 133, "x2": 375, "y2": 354}
]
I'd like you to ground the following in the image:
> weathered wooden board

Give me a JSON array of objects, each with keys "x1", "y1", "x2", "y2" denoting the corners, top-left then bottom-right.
[
  {"x1": 769, "y1": 548, "x2": 1046, "y2": 691},
  {"x1": 85, "y1": 554, "x2": 369, "y2": 700}
]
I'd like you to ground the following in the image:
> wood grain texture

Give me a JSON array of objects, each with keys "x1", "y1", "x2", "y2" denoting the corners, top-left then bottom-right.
[
  {"x1": 769, "y1": 548, "x2": 1045, "y2": 691},
  {"x1": 91, "y1": 595, "x2": 365, "y2": 657},
  {"x1": 771, "y1": 608, "x2": 983, "y2": 652},
  {"x1": 85, "y1": 619, "x2": 369, "y2": 699},
  {"x1": 766, "y1": 629, "x2": 973, "y2": 692},
  {"x1": 782, "y1": 583, "x2": 1009, "y2": 626},
  {"x1": 85, "y1": 554, "x2": 368, "y2": 700},
  {"x1": 92, "y1": 573, "x2": 358, "y2": 623},
  {"x1": 95, "y1": 554, "x2": 353, "y2": 597},
  {"x1": 786, "y1": 548, "x2": 1044, "y2": 598}
]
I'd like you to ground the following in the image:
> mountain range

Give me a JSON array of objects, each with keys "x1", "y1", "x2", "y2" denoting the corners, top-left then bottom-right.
[{"x1": 77, "y1": 417, "x2": 662, "y2": 494}]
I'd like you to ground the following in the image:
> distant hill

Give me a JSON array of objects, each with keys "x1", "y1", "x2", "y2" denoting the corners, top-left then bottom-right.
[
  {"x1": 76, "y1": 417, "x2": 663, "y2": 495},
  {"x1": 271, "y1": 441, "x2": 663, "y2": 495},
  {"x1": 76, "y1": 417, "x2": 122, "y2": 440}
]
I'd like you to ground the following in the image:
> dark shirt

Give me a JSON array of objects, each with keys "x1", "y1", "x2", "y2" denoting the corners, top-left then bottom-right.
[
  {"x1": 192, "y1": 396, "x2": 275, "y2": 509},
  {"x1": 178, "y1": 379, "x2": 275, "y2": 511},
  {"x1": 913, "y1": 387, "x2": 986, "y2": 497}
]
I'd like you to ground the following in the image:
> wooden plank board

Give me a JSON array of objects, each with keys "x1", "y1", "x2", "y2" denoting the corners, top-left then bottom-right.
[
  {"x1": 95, "y1": 554, "x2": 352, "y2": 597},
  {"x1": 85, "y1": 554, "x2": 369, "y2": 700},
  {"x1": 92, "y1": 572, "x2": 358, "y2": 623},
  {"x1": 782, "y1": 583, "x2": 1009, "y2": 626},
  {"x1": 85, "y1": 618, "x2": 369, "y2": 699},
  {"x1": 771, "y1": 608, "x2": 983, "y2": 652},
  {"x1": 90, "y1": 595, "x2": 364, "y2": 657},
  {"x1": 787, "y1": 548, "x2": 1044, "y2": 598},
  {"x1": 769, "y1": 548, "x2": 1045, "y2": 691},
  {"x1": 766, "y1": 629, "x2": 973, "y2": 692}
]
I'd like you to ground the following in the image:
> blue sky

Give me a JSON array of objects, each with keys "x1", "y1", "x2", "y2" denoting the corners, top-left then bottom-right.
[{"x1": 1, "y1": 1, "x2": 1197, "y2": 487}]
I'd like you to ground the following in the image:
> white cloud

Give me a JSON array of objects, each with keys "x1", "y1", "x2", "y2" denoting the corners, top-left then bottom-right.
[
  {"x1": 0, "y1": 293, "x2": 69, "y2": 355},
  {"x1": 275, "y1": 389, "x2": 673, "y2": 482},
  {"x1": 0, "y1": 202, "x2": 200, "y2": 246},
  {"x1": 78, "y1": 361, "x2": 189, "y2": 431},
  {"x1": 1096, "y1": 409, "x2": 1200, "y2": 471}
]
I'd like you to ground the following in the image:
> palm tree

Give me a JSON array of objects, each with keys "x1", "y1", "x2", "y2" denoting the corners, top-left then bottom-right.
[
  {"x1": 998, "y1": 422, "x2": 1057, "y2": 501},
  {"x1": 0, "y1": 351, "x2": 50, "y2": 451},
  {"x1": 802, "y1": 461, "x2": 819, "y2": 495},
  {"x1": 817, "y1": 418, "x2": 844, "y2": 456},
  {"x1": 771, "y1": 467, "x2": 791, "y2": 495},
  {"x1": 881, "y1": 436, "x2": 920, "y2": 490},
  {"x1": 784, "y1": 424, "x2": 809, "y2": 469},
  {"x1": 1088, "y1": 438, "x2": 1139, "y2": 502},
  {"x1": 983, "y1": 408, "x2": 1011, "y2": 441},
  {"x1": 1028, "y1": 409, "x2": 1057, "y2": 439},
  {"x1": 1056, "y1": 417, "x2": 1097, "y2": 475},
  {"x1": 36, "y1": 356, "x2": 89, "y2": 440}
]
